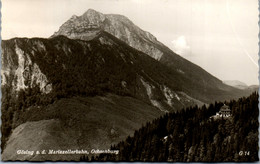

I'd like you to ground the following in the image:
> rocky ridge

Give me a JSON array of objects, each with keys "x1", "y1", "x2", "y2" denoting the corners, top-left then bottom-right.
[{"x1": 52, "y1": 9, "x2": 164, "y2": 60}]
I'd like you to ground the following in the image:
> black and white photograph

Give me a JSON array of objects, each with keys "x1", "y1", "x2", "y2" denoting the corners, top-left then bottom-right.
[{"x1": 1, "y1": 0, "x2": 259, "y2": 162}]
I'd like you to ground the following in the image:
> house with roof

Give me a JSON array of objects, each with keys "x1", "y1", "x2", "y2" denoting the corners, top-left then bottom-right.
[{"x1": 216, "y1": 104, "x2": 231, "y2": 117}]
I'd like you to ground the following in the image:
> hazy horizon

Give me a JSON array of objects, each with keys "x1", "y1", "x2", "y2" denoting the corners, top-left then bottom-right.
[{"x1": 2, "y1": 0, "x2": 259, "y2": 85}]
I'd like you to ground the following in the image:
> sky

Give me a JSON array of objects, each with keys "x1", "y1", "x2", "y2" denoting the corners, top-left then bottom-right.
[{"x1": 1, "y1": 0, "x2": 259, "y2": 85}]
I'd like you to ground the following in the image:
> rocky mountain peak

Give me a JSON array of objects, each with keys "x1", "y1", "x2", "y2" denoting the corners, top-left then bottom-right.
[
  {"x1": 52, "y1": 9, "x2": 165, "y2": 60},
  {"x1": 82, "y1": 8, "x2": 106, "y2": 24},
  {"x1": 84, "y1": 8, "x2": 102, "y2": 15}
]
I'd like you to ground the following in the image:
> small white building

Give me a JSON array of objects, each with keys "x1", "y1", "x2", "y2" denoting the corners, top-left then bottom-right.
[{"x1": 216, "y1": 104, "x2": 231, "y2": 117}]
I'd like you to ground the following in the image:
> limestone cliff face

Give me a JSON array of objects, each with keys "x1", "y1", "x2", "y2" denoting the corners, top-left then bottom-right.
[
  {"x1": 52, "y1": 9, "x2": 164, "y2": 60},
  {"x1": 1, "y1": 39, "x2": 52, "y2": 94}
]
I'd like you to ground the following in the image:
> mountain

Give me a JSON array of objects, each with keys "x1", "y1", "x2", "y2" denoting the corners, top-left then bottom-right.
[
  {"x1": 223, "y1": 80, "x2": 248, "y2": 89},
  {"x1": 1, "y1": 32, "x2": 205, "y2": 114},
  {"x1": 1, "y1": 9, "x2": 254, "y2": 161},
  {"x1": 52, "y1": 9, "x2": 251, "y2": 103},
  {"x1": 223, "y1": 80, "x2": 259, "y2": 92},
  {"x1": 52, "y1": 9, "x2": 165, "y2": 60}
]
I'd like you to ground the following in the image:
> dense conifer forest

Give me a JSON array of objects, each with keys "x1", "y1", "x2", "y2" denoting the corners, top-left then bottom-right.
[{"x1": 81, "y1": 92, "x2": 259, "y2": 162}]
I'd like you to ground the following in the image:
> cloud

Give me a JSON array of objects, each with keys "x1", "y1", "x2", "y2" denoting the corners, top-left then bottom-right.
[{"x1": 171, "y1": 36, "x2": 190, "y2": 56}]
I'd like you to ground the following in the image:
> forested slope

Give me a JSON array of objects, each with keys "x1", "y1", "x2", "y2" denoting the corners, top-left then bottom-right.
[{"x1": 82, "y1": 92, "x2": 259, "y2": 162}]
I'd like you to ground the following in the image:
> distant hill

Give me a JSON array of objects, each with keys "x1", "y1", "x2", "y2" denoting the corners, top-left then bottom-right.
[
  {"x1": 223, "y1": 80, "x2": 248, "y2": 89},
  {"x1": 223, "y1": 80, "x2": 259, "y2": 92}
]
